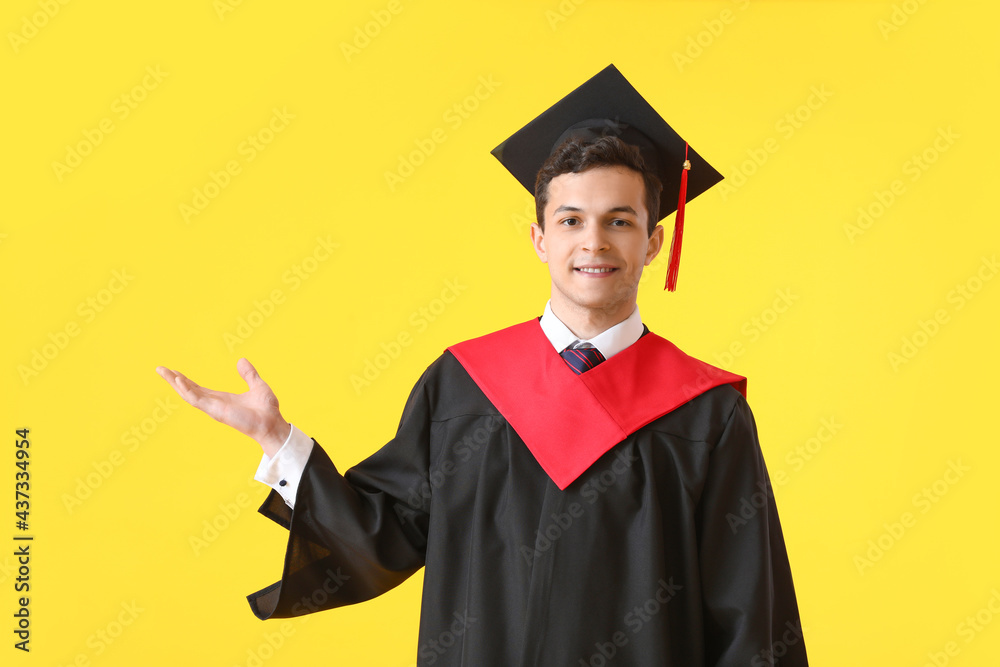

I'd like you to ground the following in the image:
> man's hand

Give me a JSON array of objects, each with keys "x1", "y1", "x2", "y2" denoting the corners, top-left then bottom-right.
[{"x1": 155, "y1": 358, "x2": 291, "y2": 458}]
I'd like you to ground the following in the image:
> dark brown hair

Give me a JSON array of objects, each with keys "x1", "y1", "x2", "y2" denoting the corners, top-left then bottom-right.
[{"x1": 534, "y1": 135, "x2": 662, "y2": 236}]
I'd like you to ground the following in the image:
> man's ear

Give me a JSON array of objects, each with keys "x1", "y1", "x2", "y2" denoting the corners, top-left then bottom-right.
[
  {"x1": 530, "y1": 222, "x2": 548, "y2": 263},
  {"x1": 645, "y1": 224, "x2": 665, "y2": 266}
]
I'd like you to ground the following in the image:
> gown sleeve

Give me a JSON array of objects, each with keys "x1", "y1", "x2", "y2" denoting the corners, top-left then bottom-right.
[
  {"x1": 695, "y1": 395, "x2": 809, "y2": 666},
  {"x1": 246, "y1": 364, "x2": 436, "y2": 620}
]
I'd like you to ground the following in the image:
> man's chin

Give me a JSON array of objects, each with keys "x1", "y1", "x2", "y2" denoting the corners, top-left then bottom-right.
[{"x1": 559, "y1": 291, "x2": 632, "y2": 314}]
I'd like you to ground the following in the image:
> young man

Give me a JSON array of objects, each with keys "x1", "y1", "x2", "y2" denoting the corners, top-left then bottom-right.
[{"x1": 157, "y1": 65, "x2": 807, "y2": 666}]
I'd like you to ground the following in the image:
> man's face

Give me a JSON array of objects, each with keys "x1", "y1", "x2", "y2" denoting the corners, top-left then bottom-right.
[{"x1": 530, "y1": 166, "x2": 664, "y2": 323}]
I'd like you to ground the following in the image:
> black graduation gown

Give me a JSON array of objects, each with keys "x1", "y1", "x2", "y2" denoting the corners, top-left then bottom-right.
[{"x1": 246, "y1": 327, "x2": 808, "y2": 666}]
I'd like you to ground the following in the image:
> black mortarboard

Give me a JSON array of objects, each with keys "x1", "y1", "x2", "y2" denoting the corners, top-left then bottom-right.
[{"x1": 491, "y1": 64, "x2": 723, "y2": 290}]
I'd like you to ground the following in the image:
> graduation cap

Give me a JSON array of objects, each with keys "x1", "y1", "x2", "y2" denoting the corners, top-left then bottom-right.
[{"x1": 491, "y1": 64, "x2": 723, "y2": 291}]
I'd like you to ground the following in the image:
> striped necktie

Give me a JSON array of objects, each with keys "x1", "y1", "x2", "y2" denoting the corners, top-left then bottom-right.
[{"x1": 560, "y1": 345, "x2": 606, "y2": 374}]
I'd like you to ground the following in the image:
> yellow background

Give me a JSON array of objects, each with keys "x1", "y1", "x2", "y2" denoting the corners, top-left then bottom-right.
[{"x1": 3, "y1": 0, "x2": 998, "y2": 664}]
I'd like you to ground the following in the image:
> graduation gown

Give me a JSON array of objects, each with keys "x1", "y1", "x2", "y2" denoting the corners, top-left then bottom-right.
[{"x1": 246, "y1": 320, "x2": 808, "y2": 666}]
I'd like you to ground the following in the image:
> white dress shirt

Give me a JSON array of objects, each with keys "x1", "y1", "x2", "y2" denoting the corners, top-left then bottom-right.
[
  {"x1": 254, "y1": 301, "x2": 646, "y2": 508},
  {"x1": 537, "y1": 300, "x2": 644, "y2": 359}
]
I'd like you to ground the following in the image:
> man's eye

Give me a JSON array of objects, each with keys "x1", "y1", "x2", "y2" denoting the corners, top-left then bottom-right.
[
  {"x1": 611, "y1": 219, "x2": 630, "y2": 227},
  {"x1": 561, "y1": 217, "x2": 579, "y2": 226}
]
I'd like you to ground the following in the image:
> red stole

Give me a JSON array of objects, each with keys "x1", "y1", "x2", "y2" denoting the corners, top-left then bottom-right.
[{"x1": 448, "y1": 319, "x2": 746, "y2": 490}]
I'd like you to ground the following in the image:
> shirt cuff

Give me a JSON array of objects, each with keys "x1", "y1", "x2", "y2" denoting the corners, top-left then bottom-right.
[{"x1": 253, "y1": 424, "x2": 314, "y2": 509}]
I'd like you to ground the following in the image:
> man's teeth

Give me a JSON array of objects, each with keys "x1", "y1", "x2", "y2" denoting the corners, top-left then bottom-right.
[{"x1": 577, "y1": 267, "x2": 614, "y2": 273}]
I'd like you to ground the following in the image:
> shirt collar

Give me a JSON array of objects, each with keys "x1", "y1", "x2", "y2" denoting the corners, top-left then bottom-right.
[{"x1": 538, "y1": 300, "x2": 644, "y2": 360}]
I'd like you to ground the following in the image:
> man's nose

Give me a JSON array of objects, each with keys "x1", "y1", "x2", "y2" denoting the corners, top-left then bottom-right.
[{"x1": 581, "y1": 223, "x2": 610, "y2": 252}]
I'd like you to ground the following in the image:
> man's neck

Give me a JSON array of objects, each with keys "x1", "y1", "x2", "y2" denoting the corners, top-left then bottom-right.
[
  {"x1": 549, "y1": 300, "x2": 636, "y2": 340},
  {"x1": 538, "y1": 301, "x2": 644, "y2": 361}
]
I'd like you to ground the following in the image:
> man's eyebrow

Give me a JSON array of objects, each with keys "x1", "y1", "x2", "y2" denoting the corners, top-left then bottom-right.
[{"x1": 552, "y1": 204, "x2": 639, "y2": 215}]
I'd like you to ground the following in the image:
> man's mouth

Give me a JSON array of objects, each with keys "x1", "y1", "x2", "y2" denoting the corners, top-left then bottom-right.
[{"x1": 575, "y1": 267, "x2": 617, "y2": 274}]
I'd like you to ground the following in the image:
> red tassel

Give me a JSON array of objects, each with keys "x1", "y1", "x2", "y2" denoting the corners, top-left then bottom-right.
[{"x1": 665, "y1": 143, "x2": 690, "y2": 291}]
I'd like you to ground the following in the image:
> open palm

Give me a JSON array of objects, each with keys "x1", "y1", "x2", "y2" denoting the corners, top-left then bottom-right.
[{"x1": 155, "y1": 358, "x2": 290, "y2": 456}]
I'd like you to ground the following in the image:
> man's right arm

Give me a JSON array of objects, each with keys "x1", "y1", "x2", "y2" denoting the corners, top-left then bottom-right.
[{"x1": 156, "y1": 356, "x2": 433, "y2": 620}]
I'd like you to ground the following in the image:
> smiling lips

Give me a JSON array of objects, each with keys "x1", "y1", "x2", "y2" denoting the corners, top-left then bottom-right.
[{"x1": 575, "y1": 266, "x2": 617, "y2": 275}]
